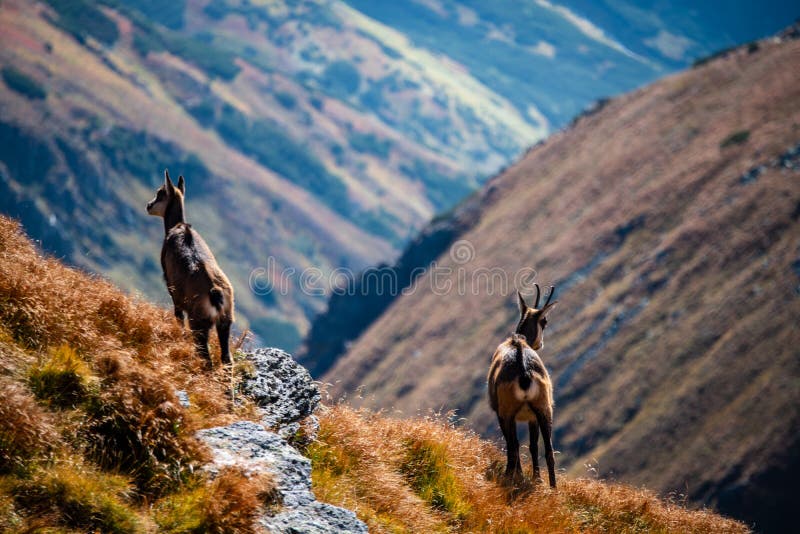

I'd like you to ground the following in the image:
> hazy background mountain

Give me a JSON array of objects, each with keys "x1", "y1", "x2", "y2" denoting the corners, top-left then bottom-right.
[
  {"x1": 319, "y1": 35, "x2": 800, "y2": 532},
  {"x1": 0, "y1": 0, "x2": 531, "y2": 349},
  {"x1": 2, "y1": 0, "x2": 795, "y2": 351}
]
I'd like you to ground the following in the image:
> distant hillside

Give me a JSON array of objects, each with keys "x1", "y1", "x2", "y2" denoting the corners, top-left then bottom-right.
[
  {"x1": 3, "y1": 1, "x2": 795, "y2": 351},
  {"x1": 0, "y1": 0, "x2": 540, "y2": 350},
  {"x1": 320, "y1": 34, "x2": 800, "y2": 532},
  {"x1": 344, "y1": 0, "x2": 797, "y2": 126}
]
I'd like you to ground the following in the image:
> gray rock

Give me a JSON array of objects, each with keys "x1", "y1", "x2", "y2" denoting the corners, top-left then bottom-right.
[
  {"x1": 197, "y1": 420, "x2": 367, "y2": 534},
  {"x1": 195, "y1": 348, "x2": 366, "y2": 533},
  {"x1": 260, "y1": 501, "x2": 368, "y2": 534},
  {"x1": 241, "y1": 348, "x2": 321, "y2": 433}
]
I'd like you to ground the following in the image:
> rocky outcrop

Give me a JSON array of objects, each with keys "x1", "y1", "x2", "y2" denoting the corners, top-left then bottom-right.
[
  {"x1": 241, "y1": 347, "x2": 321, "y2": 443},
  {"x1": 196, "y1": 348, "x2": 367, "y2": 533}
]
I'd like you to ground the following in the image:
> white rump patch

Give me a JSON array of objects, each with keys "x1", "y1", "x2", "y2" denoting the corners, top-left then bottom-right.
[{"x1": 512, "y1": 380, "x2": 539, "y2": 402}]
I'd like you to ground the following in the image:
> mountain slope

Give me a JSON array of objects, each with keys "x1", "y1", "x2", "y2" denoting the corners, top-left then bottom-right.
[
  {"x1": 0, "y1": 0, "x2": 539, "y2": 349},
  {"x1": 3, "y1": 1, "x2": 796, "y2": 351},
  {"x1": 0, "y1": 214, "x2": 746, "y2": 532},
  {"x1": 321, "y1": 34, "x2": 800, "y2": 532}
]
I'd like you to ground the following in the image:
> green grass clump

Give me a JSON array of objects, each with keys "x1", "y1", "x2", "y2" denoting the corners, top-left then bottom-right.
[
  {"x1": 1, "y1": 67, "x2": 47, "y2": 100},
  {"x1": 28, "y1": 345, "x2": 93, "y2": 409},
  {"x1": 13, "y1": 463, "x2": 142, "y2": 533},
  {"x1": 400, "y1": 439, "x2": 471, "y2": 523},
  {"x1": 720, "y1": 130, "x2": 750, "y2": 148}
]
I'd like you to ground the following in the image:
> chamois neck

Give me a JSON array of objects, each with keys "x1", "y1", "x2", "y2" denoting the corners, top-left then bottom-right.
[{"x1": 163, "y1": 199, "x2": 185, "y2": 233}]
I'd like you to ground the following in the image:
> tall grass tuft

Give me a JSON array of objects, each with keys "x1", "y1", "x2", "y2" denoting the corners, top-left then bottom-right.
[
  {"x1": 155, "y1": 467, "x2": 278, "y2": 533},
  {"x1": 84, "y1": 361, "x2": 208, "y2": 497},
  {"x1": 400, "y1": 438, "x2": 471, "y2": 524},
  {"x1": 0, "y1": 379, "x2": 58, "y2": 474}
]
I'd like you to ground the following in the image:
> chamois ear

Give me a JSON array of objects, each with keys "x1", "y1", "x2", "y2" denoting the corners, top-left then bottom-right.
[
  {"x1": 164, "y1": 169, "x2": 175, "y2": 192},
  {"x1": 541, "y1": 301, "x2": 558, "y2": 316},
  {"x1": 517, "y1": 291, "x2": 528, "y2": 316},
  {"x1": 177, "y1": 175, "x2": 185, "y2": 195}
]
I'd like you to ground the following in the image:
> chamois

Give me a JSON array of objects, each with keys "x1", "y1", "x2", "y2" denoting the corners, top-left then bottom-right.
[
  {"x1": 146, "y1": 170, "x2": 235, "y2": 366},
  {"x1": 488, "y1": 284, "x2": 558, "y2": 487}
]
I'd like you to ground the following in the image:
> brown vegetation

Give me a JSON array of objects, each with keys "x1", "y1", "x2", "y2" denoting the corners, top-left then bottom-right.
[
  {"x1": 0, "y1": 215, "x2": 261, "y2": 529},
  {"x1": 308, "y1": 405, "x2": 748, "y2": 533},
  {"x1": 0, "y1": 215, "x2": 747, "y2": 531}
]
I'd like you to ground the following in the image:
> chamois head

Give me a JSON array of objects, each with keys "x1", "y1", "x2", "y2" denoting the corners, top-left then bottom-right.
[
  {"x1": 146, "y1": 170, "x2": 185, "y2": 218},
  {"x1": 515, "y1": 284, "x2": 557, "y2": 350}
]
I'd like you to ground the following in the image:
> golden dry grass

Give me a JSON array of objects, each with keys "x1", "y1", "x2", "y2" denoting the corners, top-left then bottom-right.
[
  {"x1": 0, "y1": 215, "x2": 263, "y2": 529},
  {"x1": 0, "y1": 215, "x2": 748, "y2": 531},
  {"x1": 154, "y1": 466, "x2": 278, "y2": 533},
  {"x1": 308, "y1": 404, "x2": 749, "y2": 533}
]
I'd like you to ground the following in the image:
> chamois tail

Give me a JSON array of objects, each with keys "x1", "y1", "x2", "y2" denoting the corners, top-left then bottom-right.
[
  {"x1": 511, "y1": 333, "x2": 532, "y2": 390},
  {"x1": 210, "y1": 286, "x2": 225, "y2": 311}
]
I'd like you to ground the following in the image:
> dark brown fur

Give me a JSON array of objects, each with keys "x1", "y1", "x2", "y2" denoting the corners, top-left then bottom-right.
[
  {"x1": 147, "y1": 170, "x2": 234, "y2": 365},
  {"x1": 487, "y1": 286, "x2": 557, "y2": 486}
]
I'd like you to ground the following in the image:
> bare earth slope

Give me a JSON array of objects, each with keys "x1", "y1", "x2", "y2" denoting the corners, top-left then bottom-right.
[{"x1": 325, "y1": 36, "x2": 800, "y2": 532}]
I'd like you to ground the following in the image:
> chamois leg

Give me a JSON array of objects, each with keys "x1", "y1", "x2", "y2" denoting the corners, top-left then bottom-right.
[
  {"x1": 497, "y1": 415, "x2": 513, "y2": 476},
  {"x1": 528, "y1": 419, "x2": 541, "y2": 482},
  {"x1": 536, "y1": 411, "x2": 556, "y2": 488},
  {"x1": 174, "y1": 306, "x2": 184, "y2": 326},
  {"x1": 189, "y1": 317, "x2": 213, "y2": 366},
  {"x1": 502, "y1": 416, "x2": 522, "y2": 478},
  {"x1": 217, "y1": 318, "x2": 232, "y2": 365}
]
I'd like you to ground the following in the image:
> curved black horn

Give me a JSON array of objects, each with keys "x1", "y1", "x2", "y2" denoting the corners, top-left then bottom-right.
[
  {"x1": 544, "y1": 286, "x2": 556, "y2": 307},
  {"x1": 533, "y1": 283, "x2": 541, "y2": 308}
]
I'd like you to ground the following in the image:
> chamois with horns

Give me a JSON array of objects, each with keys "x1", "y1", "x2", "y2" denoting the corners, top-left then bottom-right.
[
  {"x1": 146, "y1": 170, "x2": 235, "y2": 366},
  {"x1": 487, "y1": 284, "x2": 558, "y2": 486}
]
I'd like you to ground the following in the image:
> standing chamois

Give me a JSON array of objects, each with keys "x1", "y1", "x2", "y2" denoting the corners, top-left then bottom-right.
[
  {"x1": 488, "y1": 284, "x2": 558, "y2": 487},
  {"x1": 147, "y1": 170, "x2": 235, "y2": 366}
]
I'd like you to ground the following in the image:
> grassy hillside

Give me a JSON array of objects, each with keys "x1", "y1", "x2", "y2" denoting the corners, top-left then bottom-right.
[
  {"x1": 322, "y1": 34, "x2": 800, "y2": 531},
  {"x1": 309, "y1": 405, "x2": 746, "y2": 533},
  {"x1": 0, "y1": 0, "x2": 542, "y2": 350},
  {"x1": 0, "y1": 214, "x2": 747, "y2": 532}
]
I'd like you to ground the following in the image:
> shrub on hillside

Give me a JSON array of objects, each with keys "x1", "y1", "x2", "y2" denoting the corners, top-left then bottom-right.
[
  {"x1": 720, "y1": 129, "x2": 750, "y2": 148},
  {"x1": 320, "y1": 60, "x2": 361, "y2": 98},
  {"x1": 1, "y1": 67, "x2": 47, "y2": 100},
  {"x1": 155, "y1": 467, "x2": 278, "y2": 533}
]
